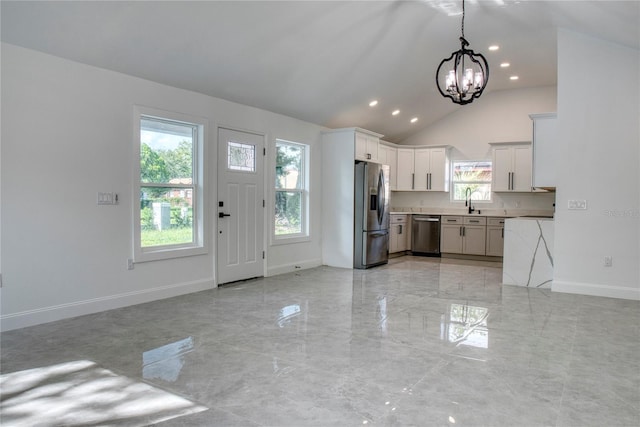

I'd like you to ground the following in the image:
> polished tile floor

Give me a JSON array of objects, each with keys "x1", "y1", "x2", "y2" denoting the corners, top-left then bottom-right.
[{"x1": 1, "y1": 256, "x2": 639, "y2": 426}]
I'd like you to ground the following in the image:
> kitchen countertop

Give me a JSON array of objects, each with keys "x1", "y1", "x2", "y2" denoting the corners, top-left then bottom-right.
[{"x1": 390, "y1": 209, "x2": 554, "y2": 219}]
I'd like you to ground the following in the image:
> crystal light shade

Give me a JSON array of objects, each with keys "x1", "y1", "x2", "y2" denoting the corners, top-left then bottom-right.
[{"x1": 436, "y1": 36, "x2": 489, "y2": 105}]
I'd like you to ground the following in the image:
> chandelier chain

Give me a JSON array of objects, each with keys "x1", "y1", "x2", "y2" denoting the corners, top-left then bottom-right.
[{"x1": 461, "y1": 0, "x2": 465, "y2": 39}]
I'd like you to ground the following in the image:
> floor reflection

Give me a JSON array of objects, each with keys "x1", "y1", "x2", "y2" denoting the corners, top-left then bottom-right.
[
  {"x1": 442, "y1": 304, "x2": 489, "y2": 348},
  {"x1": 143, "y1": 337, "x2": 194, "y2": 382}
]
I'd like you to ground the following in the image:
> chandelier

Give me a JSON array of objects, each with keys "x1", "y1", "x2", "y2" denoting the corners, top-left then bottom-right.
[{"x1": 436, "y1": 0, "x2": 489, "y2": 105}]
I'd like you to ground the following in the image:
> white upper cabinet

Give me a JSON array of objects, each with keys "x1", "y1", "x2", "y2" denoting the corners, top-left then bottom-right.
[
  {"x1": 379, "y1": 142, "x2": 398, "y2": 191},
  {"x1": 355, "y1": 130, "x2": 380, "y2": 162},
  {"x1": 490, "y1": 142, "x2": 532, "y2": 192},
  {"x1": 397, "y1": 146, "x2": 450, "y2": 191},
  {"x1": 414, "y1": 147, "x2": 449, "y2": 191},
  {"x1": 529, "y1": 113, "x2": 557, "y2": 188},
  {"x1": 396, "y1": 148, "x2": 416, "y2": 191}
]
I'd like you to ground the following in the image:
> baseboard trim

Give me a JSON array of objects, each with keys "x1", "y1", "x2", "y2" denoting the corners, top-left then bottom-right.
[
  {"x1": 1, "y1": 278, "x2": 215, "y2": 332},
  {"x1": 267, "y1": 258, "x2": 322, "y2": 277},
  {"x1": 553, "y1": 280, "x2": 640, "y2": 301}
]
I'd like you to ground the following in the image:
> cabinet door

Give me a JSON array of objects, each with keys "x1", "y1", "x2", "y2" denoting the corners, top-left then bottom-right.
[
  {"x1": 379, "y1": 145, "x2": 397, "y2": 191},
  {"x1": 440, "y1": 224, "x2": 463, "y2": 253},
  {"x1": 413, "y1": 149, "x2": 430, "y2": 191},
  {"x1": 378, "y1": 144, "x2": 388, "y2": 165},
  {"x1": 492, "y1": 146, "x2": 512, "y2": 191},
  {"x1": 366, "y1": 135, "x2": 379, "y2": 162},
  {"x1": 389, "y1": 223, "x2": 400, "y2": 253},
  {"x1": 397, "y1": 222, "x2": 407, "y2": 252},
  {"x1": 532, "y1": 115, "x2": 557, "y2": 188},
  {"x1": 428, "y1": 147, "x2": 448, "y2": 191},
  {"x1": 396, "y1": 149, "x2": 415, "y2": 190},
  {"x1": 462, "y1": 225, "x2": 486, "y2": 255},
  {"x1": 486, "y1": 226, "x2": 504, "y2": 256},
  {"x1": 512, "y1": 145, "x2": 532, "y2": 191},
  {"x1": 355, "y1": 132, "x2": 368, "y2": 161},
  {"x1": 404, "y1": 220, "x2": 412, "y2": 250},
  {"x1": 355, "y1": 133, "x2": 379, "y2": 161}
]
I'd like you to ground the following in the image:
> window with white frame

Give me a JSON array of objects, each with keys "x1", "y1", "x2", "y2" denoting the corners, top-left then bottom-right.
[
  {"x1": 133, "y1": 106, "x2": 207, "y2": 262},
  {"x1": 451, "y1": 160, "x2": 492, "y2": 202},
  {"x1": 274, "y1": 140, "x2": 309, "y2": 240}
]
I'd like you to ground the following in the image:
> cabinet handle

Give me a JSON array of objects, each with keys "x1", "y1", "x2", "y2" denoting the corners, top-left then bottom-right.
[
  {"x1": 428, "y1": 173, "x2": 432, "y2": 189},
  {"x1": 412, "y1": 173, "x2": 415, "y2": 190},
  {"x1": 367, "y1": 153, "x2": 371, "y2": 160},
  {"x1": 459, "y1": 226, "x2": 462, "y2": 236},
  {"x1": 399, "y1": 225, "x2": 402, "y2": 235},
  {"x1": 470, "y1": 220, "x2": 479, "y2": 223},
  {"x1": 426, "y1": 173, "x2": 429, "y2": 189},
  {"x1": 501, "y1": 228, "x2": 504, "y2": 238},
  {"x1": 463, "y1": 226, "x2": 466, "y2": 237}
]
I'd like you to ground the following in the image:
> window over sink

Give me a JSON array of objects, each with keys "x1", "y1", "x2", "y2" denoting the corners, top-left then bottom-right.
[{"x1": 451, "y1": 160, "x2": 492, "y2": 202}]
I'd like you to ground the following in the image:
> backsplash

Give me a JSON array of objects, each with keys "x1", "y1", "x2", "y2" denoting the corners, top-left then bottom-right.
[{"x1": 391, "y1": 190, "x2": 556, "y2": 217}]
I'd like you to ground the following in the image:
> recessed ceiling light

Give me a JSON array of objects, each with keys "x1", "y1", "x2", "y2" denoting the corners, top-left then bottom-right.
[
  {"x1": 369, "y1": 100, "x2": 378, "y2": 107},
  {"x1": 510, "y1": 75, "x2": 519, "y2": 80},
  {"x1": 410, "y1": 117, "x2": 418, "y2": 123},
  {"x1": 500, "y1": 62, "x2": 510, "y2": 68},
  {"x1": 488, "y1": 45, "x2": 500, "y2": 51},
  {"x1": 392, "y1": 110, "x2": 400, "y2": 116}
]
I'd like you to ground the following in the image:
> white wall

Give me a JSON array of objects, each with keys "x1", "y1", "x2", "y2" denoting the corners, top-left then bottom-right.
[
  {"x1": 1, "y1": 44, "x2": 325, "y2": 331},
  {"x1": 393, "y1": 86, "x2": 557, "y2": 214},
  {"x1": 553, "y1": 30, "x2": 639, "y2": 300}
]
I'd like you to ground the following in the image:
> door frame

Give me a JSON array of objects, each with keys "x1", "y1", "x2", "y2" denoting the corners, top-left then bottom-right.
[{"x1": 215, "y1": 125, "x2": 268, "y2": 286}]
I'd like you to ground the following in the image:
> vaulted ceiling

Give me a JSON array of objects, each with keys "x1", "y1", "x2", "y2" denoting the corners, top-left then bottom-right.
[{"x1": 2, "y1": 1, "x2": 638, "y2": 142}]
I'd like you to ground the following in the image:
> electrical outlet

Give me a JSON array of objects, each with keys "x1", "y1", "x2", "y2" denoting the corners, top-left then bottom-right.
[
  {"x1": 127, "y1": 258, "x2": 135, "y2": 270},
  {"x1": 568, "y1": 199, "x2": 587, "y2": 210},
  {"x1": 604, "y1": 256, "x2": 613, "y2": 267}
]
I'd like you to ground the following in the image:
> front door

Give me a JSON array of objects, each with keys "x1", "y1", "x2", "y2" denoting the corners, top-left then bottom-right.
[{"x1": 217, "y1": 128, "x2": 265, "y2": 285}]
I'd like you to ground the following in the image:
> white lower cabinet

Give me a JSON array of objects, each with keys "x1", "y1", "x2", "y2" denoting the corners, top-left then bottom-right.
[
  {"x1": 485, "y1": 217, "x2": 506, "y2": 257},
  {"x1": 390, "y1": 214, "x2": 410, "y2": 253},
  {"x1": 440, "y1": 216, "x2": 487, "y2": 255},
  {"x1": 440, "y1": 216, "x2": 463, "y2": 253}
]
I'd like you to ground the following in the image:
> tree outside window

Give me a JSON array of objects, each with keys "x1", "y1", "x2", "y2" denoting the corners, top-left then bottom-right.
[
  {"x1": 133, "y1": 106, "x2": 206, "y2": 262},
  {"x1": 275, "y1": 140, "x2": 308, "y2": 238},
  {"x1": 451, "y1": 160, "x2": 492, "y2": 202}
]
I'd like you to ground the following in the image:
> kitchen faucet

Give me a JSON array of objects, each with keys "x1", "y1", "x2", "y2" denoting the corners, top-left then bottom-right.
[{"x1": 465, "y1": 187, "x2": 475, "y2": 214}]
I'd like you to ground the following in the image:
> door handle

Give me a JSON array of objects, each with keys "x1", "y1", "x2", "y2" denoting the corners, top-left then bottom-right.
[{"x1": 218, "y1": 212, "x2": 231, "y2": 218}]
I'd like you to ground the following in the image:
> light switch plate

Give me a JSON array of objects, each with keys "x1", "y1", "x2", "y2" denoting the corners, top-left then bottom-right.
[
  {"x1": 97, "y1": 192, "x2": 118, "y2": 205},
  {"x1": 568, "y1": 199, "x2": 587, "y2": 210}
]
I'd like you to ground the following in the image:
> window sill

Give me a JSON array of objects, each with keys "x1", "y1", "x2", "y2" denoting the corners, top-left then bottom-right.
[
  {"x1": 134, "y1": 245, "x2": 208, "y2": 263},
  {"x1": 271, "y1": 234, "x2": 311, "y2": 246}
]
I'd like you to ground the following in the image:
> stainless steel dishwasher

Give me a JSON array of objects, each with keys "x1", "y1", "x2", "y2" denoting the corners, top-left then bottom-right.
[{"x1": 411, "y1": 215, "x2": 441, "y2": 256}]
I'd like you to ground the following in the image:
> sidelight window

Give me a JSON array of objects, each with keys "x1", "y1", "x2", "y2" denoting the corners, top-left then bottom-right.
[{"x1": 274, "y1": 140, "x2": 309, "y2": 241}]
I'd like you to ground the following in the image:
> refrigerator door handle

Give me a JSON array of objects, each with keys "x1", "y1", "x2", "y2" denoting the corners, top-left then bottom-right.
[
  {"x1": 377, "y1": 168, "x2": 386, "y2": 225},
  {"x1": 369, "y1": 230, "x2": 389, "y2": 237}
]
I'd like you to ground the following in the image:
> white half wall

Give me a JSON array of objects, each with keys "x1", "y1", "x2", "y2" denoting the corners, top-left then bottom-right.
[
  {"x1": 1, "y1": 43, "x2": 325, "y2": 331},
  {"x1": 553, "y1": 29, "x2": 639, "y2": 300}
]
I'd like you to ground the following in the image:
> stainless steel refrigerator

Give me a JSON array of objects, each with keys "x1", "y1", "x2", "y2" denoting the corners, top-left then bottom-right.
[{"x1": 354, "y1": 161, "x2": 390, "y2": 269}]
